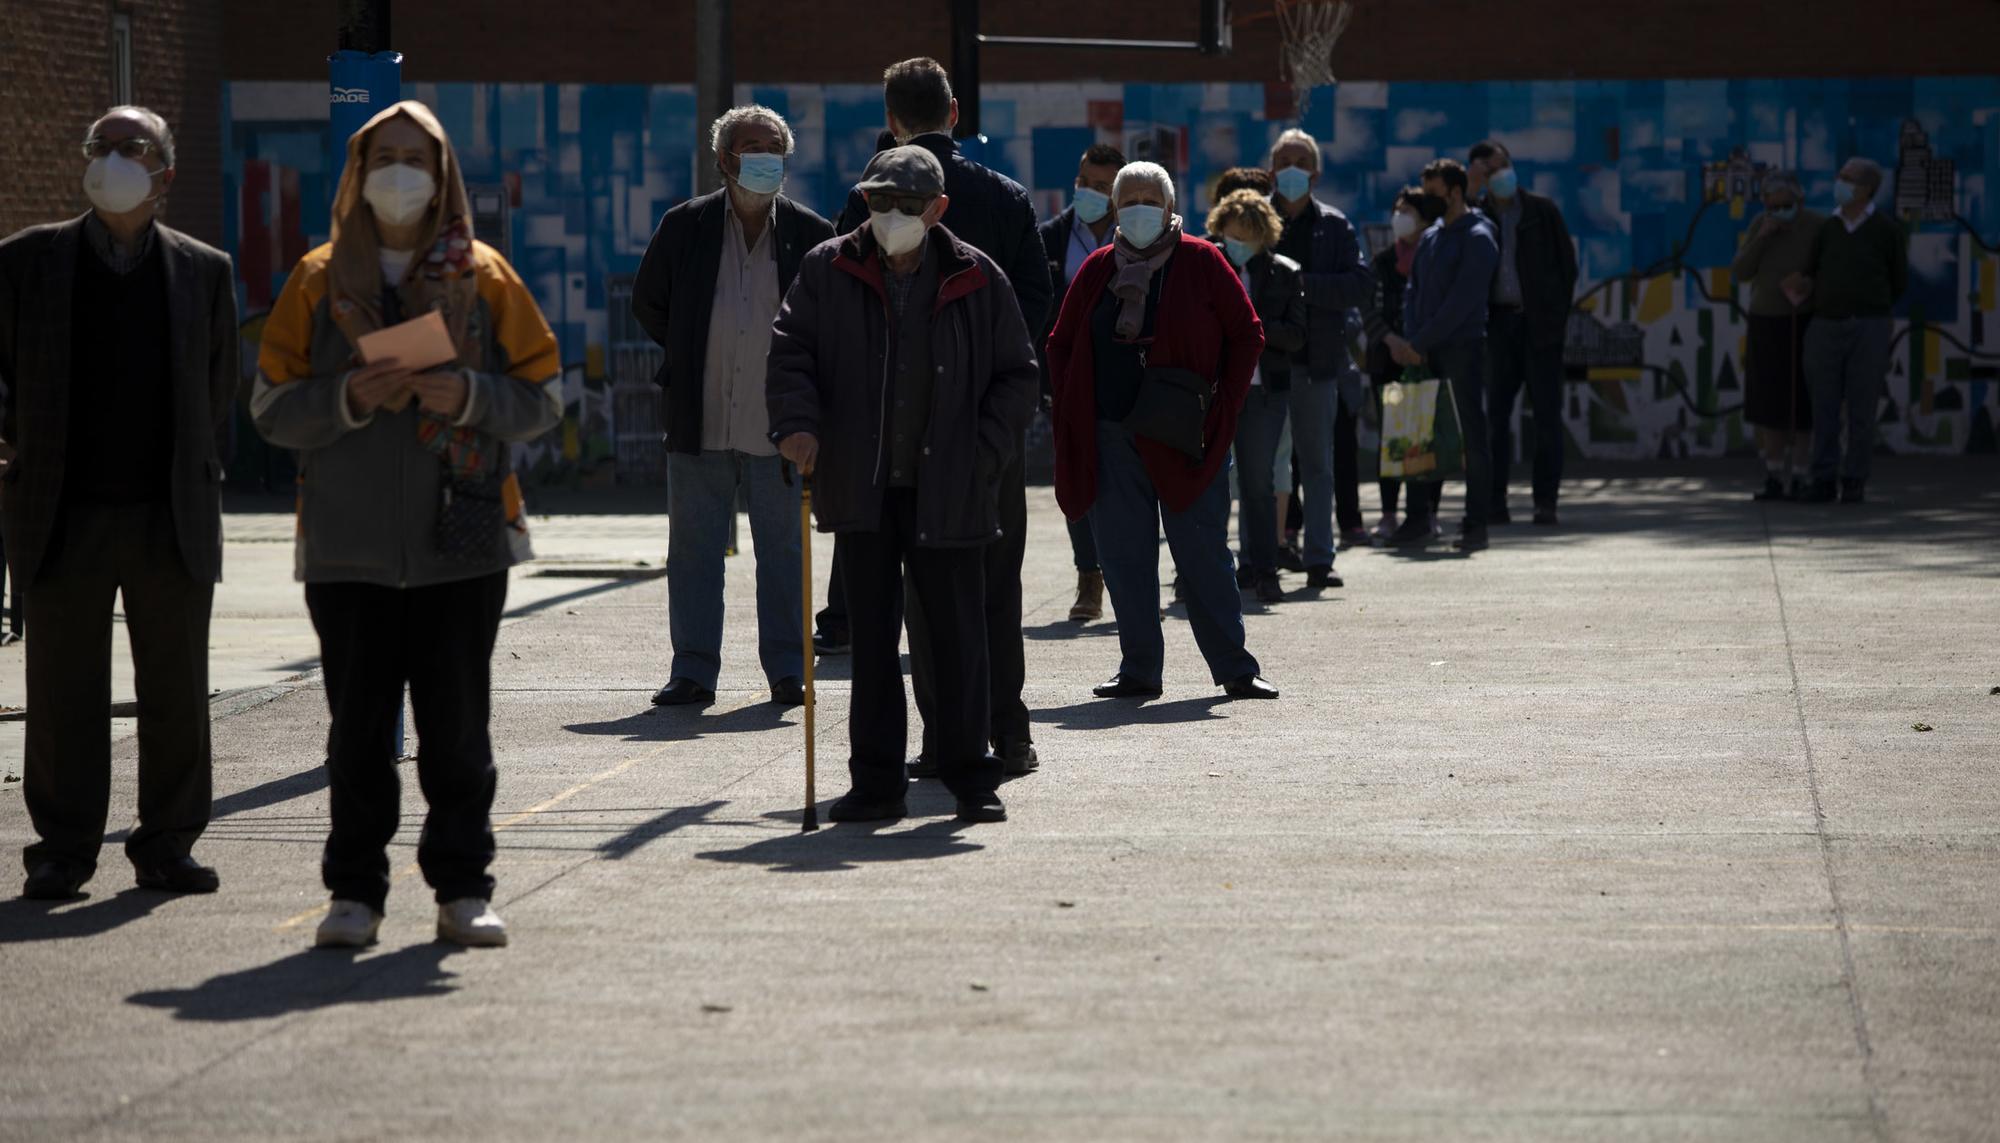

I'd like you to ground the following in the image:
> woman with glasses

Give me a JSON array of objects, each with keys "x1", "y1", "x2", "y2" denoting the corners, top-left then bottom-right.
[
  {"x1": 1047, "y1": 162, "x2": 1279, "y2": 702},
  {"x1": 252, "y1": 101, "x2": 562, "y2": 949}
]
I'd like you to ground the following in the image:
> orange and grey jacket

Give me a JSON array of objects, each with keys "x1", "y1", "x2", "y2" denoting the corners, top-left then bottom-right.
[{"x1": 251, "y1": 240, "x2": 562, "y2": 587}]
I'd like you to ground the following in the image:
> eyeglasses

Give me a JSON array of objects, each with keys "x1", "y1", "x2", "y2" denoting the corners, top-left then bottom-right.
[
  {"x1": 83, "y1": 136, "x2": 159, "y2": 162},
  {"x1": 866, "y1": 192, "x2": 935, "y2": 217}
]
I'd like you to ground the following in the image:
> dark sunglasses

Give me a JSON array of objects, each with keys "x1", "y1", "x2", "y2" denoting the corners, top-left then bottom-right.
[
  {"x1": 83, "y1": 136, "x2": 160, "y2": 162},
  {"x1": 866, "y1": 192, "x2": 935, "y2": 217}
]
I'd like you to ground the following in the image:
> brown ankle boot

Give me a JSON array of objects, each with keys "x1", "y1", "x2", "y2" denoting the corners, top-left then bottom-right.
[{"x1": 1068, "y1": 570, "x2": 1105, "y2": 622}]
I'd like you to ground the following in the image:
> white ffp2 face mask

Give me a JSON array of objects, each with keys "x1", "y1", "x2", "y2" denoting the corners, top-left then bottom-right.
[
  {"x1": 363, "y1": 164, "x2": 438, "y2": 227},
  {"x1": 1392, "y1": 211, "x2": 1420, "y2": 240},
  {"x1": 83, "y1": 154, "x2": 161, "y2": 215},
  {"x1": 870, "y1": 209, "x2": 928, "y2": 257}
]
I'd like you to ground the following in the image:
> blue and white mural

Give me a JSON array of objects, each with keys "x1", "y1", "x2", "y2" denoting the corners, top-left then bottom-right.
[{"x1": 223, "y1": 77, "x2": 2000, "y2": 485}]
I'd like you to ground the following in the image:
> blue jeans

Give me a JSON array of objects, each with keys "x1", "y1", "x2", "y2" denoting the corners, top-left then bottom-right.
[
  {"x1": 1234, "y1": 385, "x2": 1289, "y2": 574},
  {"x1": 1286, "y1": 376, "x2": 1339, "y2": 568},
  {"x1": 1090, "y1": 422, "x2": 1259, "y2": 686},
  {"x1": 666, "y1": 450, "x2": 803, "y2": 690}
]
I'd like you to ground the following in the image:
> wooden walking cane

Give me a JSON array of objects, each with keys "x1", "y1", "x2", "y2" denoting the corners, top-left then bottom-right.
[{"x1": 799, "y1": 472, "x2": 819, "y2": 833}]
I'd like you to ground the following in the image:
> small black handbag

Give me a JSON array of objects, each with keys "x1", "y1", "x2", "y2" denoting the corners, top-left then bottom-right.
[
  {"x1": 436, "y1": 471, "x2": 507, "y2": 562},
  {"x1": 1122, "y1": 363, "x2": 1214, "y2": 460}
]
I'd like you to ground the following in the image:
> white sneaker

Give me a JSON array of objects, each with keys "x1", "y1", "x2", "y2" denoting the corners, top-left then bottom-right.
[
  {"x1": 314, "y1": 900, "x2": 383, "y2": 948},
  {"x1": 1371, "y1": 513, "x2": 1400, "y2": 542},
  {"x1": 437, "y1": 898, "x2": 508, "y2": 947}
]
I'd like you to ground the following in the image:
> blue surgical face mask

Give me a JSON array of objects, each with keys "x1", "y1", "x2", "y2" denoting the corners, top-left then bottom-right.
[
  {"x1": 1119, "y1": 204, "x2": 1166, "y2": 248},
  {"x1": 733, "y1": 152, "x2": 786, "y2": 196},
  {"x1": 1487, "y1": 167, "x2": 1519, "y2": 200},
  {"x1": 1833, "y1": 179, "x2": 1859, "y2": 207},
  {"x1": 1222, "y1": 237, "x2": 1259, "y2": 267},
  {"x1": 1073, "y1": 185, "x2": 1111, "y2": 224},
  {"x1": 1274, "y1": 165, "x2": 1313, "y2": 201}
]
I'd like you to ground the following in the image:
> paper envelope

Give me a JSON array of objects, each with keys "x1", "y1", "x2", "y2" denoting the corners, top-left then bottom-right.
[{"x1": 356, "y1": 310, "x2": 458, "y2": 412}]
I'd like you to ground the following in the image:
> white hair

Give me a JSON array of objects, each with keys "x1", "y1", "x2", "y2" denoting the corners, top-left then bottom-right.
[
  {"x1": 1842, "y1": 156, "x2": 1885, "y2": 194},
  {"x1": 1268, "y1": 127, "x2": 1320, "y2": 171},
  {"x1": 1112, "y1": 162, "x2": 1176, "y2": 210},
  {"x1": 87, "y1": 105, "x2": 176, "y2": 168},
  {"x1": 708, "y1": 105, "x2": 795, "y2": 157}
]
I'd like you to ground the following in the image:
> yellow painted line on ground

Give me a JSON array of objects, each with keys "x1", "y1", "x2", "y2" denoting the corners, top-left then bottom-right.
[{"x1": 274, "y1": 738, "x2": 679, "y2": 932}]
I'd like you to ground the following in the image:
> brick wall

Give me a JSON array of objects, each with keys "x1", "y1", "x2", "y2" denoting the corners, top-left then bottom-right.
[
  {"x1": 0, "y1": 0, "x2": 225, "y2": 245},
  {"x1": 221, "y1": 0, "x2": 2000, "y2": 85}
]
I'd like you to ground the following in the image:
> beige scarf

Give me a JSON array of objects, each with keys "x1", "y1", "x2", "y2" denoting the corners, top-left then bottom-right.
[{"x1": 1109, "y1": 215, "x2": 1184, "y2": 339}]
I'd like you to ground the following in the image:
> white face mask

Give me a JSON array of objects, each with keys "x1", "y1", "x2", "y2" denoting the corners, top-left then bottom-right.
[
  {"x1": 363, "y1": 164, "x2": 437, "y2": 227},
  {"x1": 83, "y1": 154, "x2": 161, "y2": 215},
  {"x1": 870, "y1": 209, "x2": 928, "y2": 257},
  {"x1": 1392, "y1": 211, "x2": 1420, "y2": 240}
]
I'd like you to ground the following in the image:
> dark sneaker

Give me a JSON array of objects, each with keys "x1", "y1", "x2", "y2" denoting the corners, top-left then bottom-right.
[
  {"x1": 1491, "y1": 506, "x2": 1514, "y2": 525},
  {"x1": 955, "y1": 793, "x2": 1007, "y2": 823},
  {"x1": 999, "y1": 740, "x2": 1040, "y2": 776},
  {"x1": 1388, "y1": 515, "x2": 1434, "y2": 547},
  {"x1": 1532, "y1": 505, "x2": 1560, "y2": 526},
  {"x1": 1254, "y1": 570, "x2": 1285, "y2": 603},
  {"x1": 1453, "y1": 526, "x2": 1491, "y2": 552},
  {"x1": 1305, "y1": 565, "x2": 1343, "y2": 590}
]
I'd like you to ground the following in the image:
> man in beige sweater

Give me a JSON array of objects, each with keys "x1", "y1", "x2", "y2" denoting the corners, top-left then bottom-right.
[{"x1": 1730, "y1": 172, "x2": 1823, "y2": 500}]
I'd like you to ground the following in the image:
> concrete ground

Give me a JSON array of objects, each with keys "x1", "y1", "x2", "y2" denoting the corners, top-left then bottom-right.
[{"x1": 0, "y1": 457, "x2": 1995, "y2": 1142}]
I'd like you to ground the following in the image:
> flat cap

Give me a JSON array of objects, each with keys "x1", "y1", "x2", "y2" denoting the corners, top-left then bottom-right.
[{"x1": 857, "y1": 145, "x2": 945, "y2": 197}]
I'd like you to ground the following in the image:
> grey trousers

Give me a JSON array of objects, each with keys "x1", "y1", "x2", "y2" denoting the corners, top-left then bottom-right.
[{"x1": 1802, "y1": 315, "x2": 1893, "y2": 483}]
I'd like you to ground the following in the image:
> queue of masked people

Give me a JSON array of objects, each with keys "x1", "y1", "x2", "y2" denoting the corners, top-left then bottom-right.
[{"x1": 2, "y1": 78, "x2": 1910, "y2": 945}]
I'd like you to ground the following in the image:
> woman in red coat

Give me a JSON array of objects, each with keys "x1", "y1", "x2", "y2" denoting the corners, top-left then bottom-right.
[{"x1": 1046, "y1": 162, "x2": 1279, "y2": 701}]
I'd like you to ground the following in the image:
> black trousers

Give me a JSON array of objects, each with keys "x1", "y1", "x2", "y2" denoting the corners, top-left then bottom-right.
[
  {"x1": 841, "y1": 489, "x2": 998, "y2": 802},
  {"x1": 909, "y1": 446, "x2": 1029, "y2": 757},
  {"x1": 1487, "y1": 307, "x2": 1567, "y2": 510},
  {"x1": 817, "y1": 542, "x2": 849, "y2": 641},
  {"x1": 305, "y1": 571, "x2": 507, "y2": 912},
  {"x1": 1334, "y1": 389, "x2": 1364, "y2": 535},
  {"x1": 23, "y1": 501, "x2": 212, "y2": 873}
]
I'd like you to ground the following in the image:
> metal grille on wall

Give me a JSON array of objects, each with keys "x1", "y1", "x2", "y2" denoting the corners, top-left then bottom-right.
[{"x1": 604, "y1": 273, "x2": 666, "y2": 485}]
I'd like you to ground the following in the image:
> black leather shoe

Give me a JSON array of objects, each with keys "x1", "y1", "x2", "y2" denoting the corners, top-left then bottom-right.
[
  {"x1": 812, "y1": 631, "x2": 850, "y2": 656},
  {"x1": 1254, "y1": 571, "x2": 1285, "y2": 604},
  {"x1": 770, "y1": 677, "x2": 805, "y2": 706},
  {"x1": 1305, "y1": 565, "x2": 1343, "y2": 590},
  {"x1": 1224, "y1": 674, "x2": 1280, "y2": 700},
  {"x1": 650, "y1": 678, "x2": 715, "y2": 707},
  {"x1": 1801, "y1": 480, "x2": 1838, "y2": 504},
  {"x1": 955, "y1": 792, "x2": 1007, "y2": 823},
  {"x1": 1533, "y1": 505, "x2": 1560, "y2": 526},
  {"x1": 1491, "y1": 506, "x2": 1514, "y2": 525},
  {"x1": 1454, "y1": 526, "x2": 1491, "y2": 552},
  {"x1": 828, "y1": 792, "x2": 907, "y2": 823},
  {"x1": 1388, "y1": 515, "x2": 1434, "y2": 547},
  {"x1": 22, "y1": 861, "x2": 89, "y2": 901},
  {"x1": 907, "y1": 755, "x2": 939, "y2": 779},
  {"x1": 1092, "y1": 674, "x2": 1162, "y2": 700},
  {"x1": 1840, "y1": 479, "x2": 1866, "y2": 504},
  {"x1": 134, "y1": 855, "x2": 220, "y2": 894},
  {"x1": 999, "y1": 740, "x2": 1039, "y2": 776},
  {"x1": 1753, "y1": 476, "x2": 1787, "y2": 501}
]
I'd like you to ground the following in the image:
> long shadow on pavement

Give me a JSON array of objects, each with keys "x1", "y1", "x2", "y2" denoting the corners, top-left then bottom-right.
[
  {"x1": 566, "y1": 700, "x2": 791, "y2": 742},
  {"x1": 1031, "y1": 695, "x2": 1231, "y2": 731},
  {"x1": 0, "y1": 889, "x2": 172, "y2": 944},
  {"x1": 127, "y1": 943, "x2": 464, "y2": 1022},
  {"x1": 696, "y1": 817, "x2": 982, "y2": 873},
  {"x1": 107, "y1": 765, "x2": 332, "y2": 847}
]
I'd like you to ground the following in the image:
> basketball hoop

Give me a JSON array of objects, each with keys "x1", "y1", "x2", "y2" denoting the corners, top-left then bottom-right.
[{"x1": 1275, "y1": 0, "x2": 1354, "y2": 117}]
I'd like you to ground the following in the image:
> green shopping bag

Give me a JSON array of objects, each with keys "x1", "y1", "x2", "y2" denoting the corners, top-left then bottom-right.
[{"x1": 1378, "y1": 366, "x2": 1464, "y2": 481}]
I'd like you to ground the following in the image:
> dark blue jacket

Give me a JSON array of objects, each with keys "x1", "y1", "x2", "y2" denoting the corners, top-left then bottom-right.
[
  {"x1": 1404, "y1": 212, "x2": 1500, "y2": 355},
  {"x1": 835, "y1": 133, "x2": 1052, "y2": 339},
  {"x1": 1283, "y1": 197, "x2": 1373, "y2": 385}
]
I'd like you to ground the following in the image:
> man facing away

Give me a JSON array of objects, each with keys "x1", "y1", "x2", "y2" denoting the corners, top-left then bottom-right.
[
  {"x1": 1387, "y1": 159, "x2": 1499, "y2": 554},
  {"x1": 0, "y1": 106, "x2": 237, "y2": 900},
  {"x1": 632, "y1": 104, "x2": 834, "y2": 709},
  {"x1": 1784, "y1": 156, "x2": 1908, "y2": 505},
  {"x1": 766, "y1": 146, "x2": 1039, "y2": 825},
  {"x1": 1467, "y1": 138, "x2": 1579, "y2": 528},
  {"x1": 1039, "y1": 142, "x2": 1126, "y2": 624},
  {"x1": 827, "y1": 58, "x2": 1053, "y2": 781}
]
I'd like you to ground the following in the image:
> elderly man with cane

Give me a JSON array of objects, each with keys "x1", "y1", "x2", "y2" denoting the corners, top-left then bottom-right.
[{"x1": 766, "y1": 146, "x2": 1038, "y2": 825}]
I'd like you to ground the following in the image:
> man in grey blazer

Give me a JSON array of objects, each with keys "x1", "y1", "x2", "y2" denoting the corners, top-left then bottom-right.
[{"x1": 0, "y1": 106, "x2": 238, "y2": 900}]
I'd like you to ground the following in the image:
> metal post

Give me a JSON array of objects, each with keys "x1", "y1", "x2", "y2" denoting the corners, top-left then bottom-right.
[
  {"x1": 329, "y1": 0, "x2": 401, "y2": 189},
  {"x1": 694, "y1": 0, "x2": 734, "y2": 196}
]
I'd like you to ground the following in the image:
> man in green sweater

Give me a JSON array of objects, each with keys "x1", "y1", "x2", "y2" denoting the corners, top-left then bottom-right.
[{"x1": 1783, "y1": 157, "x2": 1908, "y2": 504}]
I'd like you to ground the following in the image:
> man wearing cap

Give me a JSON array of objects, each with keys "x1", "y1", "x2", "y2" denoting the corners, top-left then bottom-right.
[{"x1": 765, "y1": 146, "x2": 1039, "y2": 825}]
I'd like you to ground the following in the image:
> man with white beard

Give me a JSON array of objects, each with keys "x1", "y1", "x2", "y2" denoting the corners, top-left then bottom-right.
[{"x1": 632, "y1": 106, "x2": 835, "y2": 709}]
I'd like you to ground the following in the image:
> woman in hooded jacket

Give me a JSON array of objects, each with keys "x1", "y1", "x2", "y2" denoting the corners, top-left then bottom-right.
[{"x1": 253, "y1": 101, "x2": 562, "y2": 950}]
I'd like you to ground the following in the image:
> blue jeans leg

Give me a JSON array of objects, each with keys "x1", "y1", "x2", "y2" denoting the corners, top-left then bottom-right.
[
  {"x1": 1843, "y1": 317, "x2": 1892, "y2": 482},
  {"x1": 1162, "y1": 459, "x2": 1260, "y2": 684},
  {"x1": 741, "y1": 452, "x2": 804, "y2": 687},
  {"x1": 1286, "y1": 378, "x2": 1338, "y2": 568},
  {"x1": 1089, "y1": 422, "x2": 1165, "y2": 685},
  {"x1": 666, "y1": 451, "x2": 735, "y2": 690},
  {"x1": 1233, "y1": 386, "x2": 1287, "y2": 573}
]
